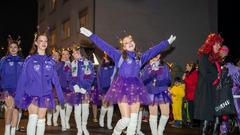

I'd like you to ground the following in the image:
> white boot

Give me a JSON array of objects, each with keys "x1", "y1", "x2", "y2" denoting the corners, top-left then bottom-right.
[
  {"x1": 53, "y1": 105, "x2": 60, "y2": 126},
  {"x1": 47, "y1": 111, "x2": 52, "y2": 126},
  {"x1": 75, "y1": 104, "x2": 82, "y2": 135},
  {"x1": 149, "y1": 115, "x2": 158, "y2": 135},
  {"x1": 158, "y1": 115, "x2": 169, "y2": 135},
  {"x1": 60, "y1": 106, "x2": 66, "y2": 131},
  {"x1": 136, "y1": 111, "x2": 144, "y2": 135},
  {"x1": 99, "y1": 106, "x2": 107, "y2": 127},
  {"x1": 36, "y1": 119, "x2": 46, "y2": 135},
  {"x1": 107, "y1": 106, "x2": 114, "y2": 129},
  {"x1": 65, "y1": 103, "x2": 73, "y2": 129},
  {"x1": 27, "y1": 114, "x2": 38, "y2": 135},
  {"x1": 82, "y1": 104, "x2": 89, "y2": 135},
  {"x1": 4, "y1": 124, "x2": 11, "y2": 135},
  {"x1": 16, "y1": 110, "x2": 22, "y2": 130},
  {"x1": 112, "y1": 117, "x2": 130, "y2": 135},
  {"x1": 126, "y1": 113, "x2": 138, "y2": 135},
  {"x1": 10, "y1": 127, "x2": 16, "y2": 135}
]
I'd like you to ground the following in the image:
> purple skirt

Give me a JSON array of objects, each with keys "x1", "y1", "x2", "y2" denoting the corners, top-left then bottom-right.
[
  {"x1": 104, "y1": 76, "x2": 151, "y2": 105},
  {"x1": 70, "y1": 93, "x2": 90, "y2": 105},
  {"x1": 63, "y1": 91, "x2": 76, "y2": 105},
  {"x1": 148, "y1": 90, "x2": 171, "y2": 105},
  {"x1": 0, "y1": 90, "x2": 16, "y2": 100},
  {"x1": 16, "y1": 94, "x2": 56, "y2": 109},
  {"x1": 90, "y1": 87, "x2": 101, "y2": 106}
]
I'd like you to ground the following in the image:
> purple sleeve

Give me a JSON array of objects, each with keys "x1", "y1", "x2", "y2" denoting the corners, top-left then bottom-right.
[
  {"x1": 89, "y1": 34, "x2": 121, "y2": 63},
  {"x1": 141, "y1": 40, "x2": 169, "y2": 65},
  {"x1": 15, "y1": 60, "x2": 29, "y2": 103},
  {"x1": 52, "y1": 68, "x2": 65, "y2": 105}
]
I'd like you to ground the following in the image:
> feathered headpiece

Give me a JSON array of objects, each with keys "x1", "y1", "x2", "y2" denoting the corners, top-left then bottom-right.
[
  {"x1": 34, "y1": 25, "x2": 50, "y2": 41},
  {"x1": 7, "y1": 35, "x2": 21, "y2": 46},
  {"x1": 115, "y1": 30, "x2": 133, "y2": 45}
]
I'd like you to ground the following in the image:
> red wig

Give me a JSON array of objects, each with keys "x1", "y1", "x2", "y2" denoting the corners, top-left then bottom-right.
[{"x1": 198, "y1": 33, "x2": 224, "y2": 63}]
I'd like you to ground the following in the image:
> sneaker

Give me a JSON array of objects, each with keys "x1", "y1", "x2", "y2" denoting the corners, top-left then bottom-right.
[{"x1": 171, "y1": 121, "x2": 182, "y2": 128}]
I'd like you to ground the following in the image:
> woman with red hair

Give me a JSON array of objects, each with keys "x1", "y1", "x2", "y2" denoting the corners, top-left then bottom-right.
[{"x1": 194, "y1": 33, "x2": 223, "y2": 135}]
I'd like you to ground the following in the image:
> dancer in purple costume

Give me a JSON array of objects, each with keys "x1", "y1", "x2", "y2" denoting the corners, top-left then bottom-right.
[
  {"x1": 0, "y1": 35, "x2": 24, "y2": 135},
  {"x1": 14, "y1": 33, "x2": 64, "y2": 135},
  {"x1": 80, "y1": 27, "x2": 176, "y2": 135},
  {"x1": 58, "y1": 49, "x2": 73, "y2": 130},
  {"x1": 97, "y1": 53, "x2": 115, "y2": 129},
  {"x1": 90, "y1": 71, "x2": 101, "y2": 123},
  {"x1": 141, "y1": 54, "x2": 171, "y2": 135},
  {"x1": 71, "y1": 46, "x2": 94, "y2": 135},
  {"x1": 46, "y1": 50, "x2": 61, "y2": 127}
]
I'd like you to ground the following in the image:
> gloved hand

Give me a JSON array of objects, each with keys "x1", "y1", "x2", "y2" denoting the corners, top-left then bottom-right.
[
  {"x1": 167, "y1": 35, "x2": 176, "y2": 44},
  {"x1": 73, "y1": 84, "x2": 81, "y2": 93},
  {"x1": 79, "y1": 88, "x2": 87, "y2": 94},
  {"x1": 80, "y1": 27, "x2": 93, "y2": 37}
]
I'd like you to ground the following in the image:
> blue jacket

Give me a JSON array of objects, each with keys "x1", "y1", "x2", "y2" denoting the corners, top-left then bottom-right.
[
  {"x1": 0, "y1": 55, "x2": 24, "y2": 92},
  {"x1": 89, "y1": 34, "x2": 170, "y2": 78},
  {"x1": 57, "y1": 61, "x2": 72, "y2": 91},
  {"x1": 141, "y1": 63, "x2": 171, "y2": 94},
  {"x1": 71, "y1": 58, "x2": 94, "y2": 92},
  {"x1": 97, "y1": 62, "x2": 114, "y2": 92},
  {"x1": 15, "y1": 54, "x2": 64, "y2": 105}
]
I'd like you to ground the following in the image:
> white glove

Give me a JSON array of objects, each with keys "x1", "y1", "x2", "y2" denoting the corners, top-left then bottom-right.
[
  {"x1": 80, "y1": 27, "x2": 93, "y2": 37},
  {"x1": 79, "y1": 88, "x2": 87, "y2": 94},
  {"x1": 73, "y1": 84, "x2": 81, "y2": 93},
  {"x1": 167, "y1": 35, "x2": 176, "y2": 44},
  {"x1": 73, "y1": 84, "x2": 87, "y2": 94}
]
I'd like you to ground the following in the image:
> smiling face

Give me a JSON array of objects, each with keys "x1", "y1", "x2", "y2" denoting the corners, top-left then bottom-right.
[
  {"x1": 8, "y1": 43, "x2": 19, "y2": 56},
  {"x1": 52, "y1": 51, "x2": 60, "y2": 61},
  {"x1": 61, "y1": 50, "x2": 70, "y2": 61},
  {"x1": 122, "y1": 36, "x2": 136, "y2": 52},
  {"x1": 35, "y1": 35, "x2": 48, "y2": 52},
  {"x1": 72, "y1": 49, "x2": 82, "y2": 60}
]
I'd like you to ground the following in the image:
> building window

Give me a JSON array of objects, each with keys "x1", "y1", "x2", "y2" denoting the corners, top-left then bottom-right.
[
  {"x1": 79, "y1": 8, "x2": 88, "y2": 28},
  {"x1": 50, "y1": 0, "x2": 57, "y2": 12},
  {"x1": 50, "y1": 28, "x2": 57, "y2": 46},
  {"x1": 62, "y1": 19, "x2": 71, "y2": 39}
]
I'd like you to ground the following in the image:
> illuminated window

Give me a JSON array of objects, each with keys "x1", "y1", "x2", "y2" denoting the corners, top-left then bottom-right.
[
  {"x1": 50, "y1": 28, "x2": 57, "y2": 46},
  {"x1": 79, "y1": 8, "x2": 88, "y2": 27},
  {"x1": 50, "y1": 0, "x2": 57, "y2": 11},
  {"x1": 62, "y1": 19, "x2": 71, "y2": 39}
]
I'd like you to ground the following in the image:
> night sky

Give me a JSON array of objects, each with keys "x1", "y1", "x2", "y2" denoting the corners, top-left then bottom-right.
[
  {"x1": 0, "y1": 0, "x2": 37, "y2": 57},
  {"x1": 0, "y1": 0, "x2": 238, "y2": 61}
]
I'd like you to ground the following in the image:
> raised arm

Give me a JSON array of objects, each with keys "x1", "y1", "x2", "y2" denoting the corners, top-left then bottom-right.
[
  {"x1": 80, "y1": 27, "x2": 121, "y2": 62},
  {"x1": 141, "y1": 35, "x2": 176, "y2": 65}
]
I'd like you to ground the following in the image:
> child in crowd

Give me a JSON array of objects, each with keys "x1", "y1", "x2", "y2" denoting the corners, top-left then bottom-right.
[{"x1": 170, "y1": 77, "x2": 185, "y2": 128}]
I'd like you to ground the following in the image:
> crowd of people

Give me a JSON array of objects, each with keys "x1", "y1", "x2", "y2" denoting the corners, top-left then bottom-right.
[{"x1": 0, "y1": 27, "x2": 239, "y2": 135}]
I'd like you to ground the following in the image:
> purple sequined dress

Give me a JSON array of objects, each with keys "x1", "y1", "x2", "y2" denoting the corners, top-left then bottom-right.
[{"x1": 89, "y1": 34, "x2": 170, "y2": 105}]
